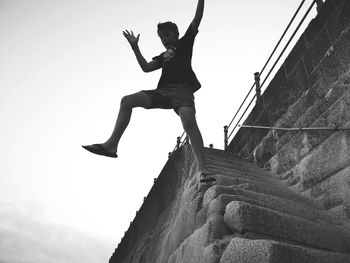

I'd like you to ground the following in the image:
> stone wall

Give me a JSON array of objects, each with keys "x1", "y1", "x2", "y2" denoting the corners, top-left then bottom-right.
[
  {"x1": 109, "y1": 144, "x2": 213, "y2": 263},
  {"x1": 109, "y1": 142, "x2": 350, "y2": 263},
  {"x1": 227, "y1": 0, "x2": 350, "y2": 224}
]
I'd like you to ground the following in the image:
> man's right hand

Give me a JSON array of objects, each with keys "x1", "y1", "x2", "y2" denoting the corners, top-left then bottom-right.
[{"x1": 123, "y1": 30, "x2": 140, "y2": 49}]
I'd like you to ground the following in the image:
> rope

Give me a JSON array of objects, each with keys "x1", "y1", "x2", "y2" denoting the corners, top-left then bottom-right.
[
  {"x1": 226, "y1": 0, "x2": 317, "y2": 143},
  {"x1": 239, "y1": 124, "x2": 349, "y2": 131},
  {"x1": 226, "y1": 0, "x2": 307, "y2": 131}
]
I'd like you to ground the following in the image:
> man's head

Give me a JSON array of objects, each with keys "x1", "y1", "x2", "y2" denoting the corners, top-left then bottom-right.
[{"x1": 157, "y1": 22, "x2": 179, "y2": 48}]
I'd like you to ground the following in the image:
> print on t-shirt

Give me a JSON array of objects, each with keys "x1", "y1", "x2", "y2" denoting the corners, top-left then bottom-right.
[{"x1": 163, "y1": 46, "x2": 176, "y2": 62}]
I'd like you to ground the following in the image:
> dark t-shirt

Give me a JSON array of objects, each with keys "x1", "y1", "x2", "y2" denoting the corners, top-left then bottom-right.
[{"x1": 153, "y1": 25, "x2": 201, "y2": 92}]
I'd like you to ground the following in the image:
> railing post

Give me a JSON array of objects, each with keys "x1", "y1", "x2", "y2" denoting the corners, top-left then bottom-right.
[
  {"x1": 314, "y1": 0, "x2": 323, "y2": 13},
  {"x1": 224, "y1": 125, "x2": 228, "y2": 150},
  {"x1": 176, "y1": 136, "x2": 181, "y2": 149},
  {"x1": 254, "y1": 72, "x2": 261, "y2": 101}
]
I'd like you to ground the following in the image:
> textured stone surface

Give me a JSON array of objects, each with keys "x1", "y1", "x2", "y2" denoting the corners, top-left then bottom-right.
[
  {"x1": 220, "y1": 237, "x2": 350, "y2": 263},
  {"x1": 168, "y1": 216, "x2": 231, "y2": 263},
  {"x1": 285, "y1": 127, "x2": 350, "y2": 192},
  {"x1": 110, "y1": 144, "x2": 350, "y2": 263},
  {"x1": 225, "y1": 0, "x2": 350, "y2": 229},
  {"x1": 304, "y1": 28, "x2": 332, "y2": 75},
  {"x1": 224, "y1": 201, "x2": 350, "y2": 253},
  {"x1": 203, "y1": 182, "x2": 314, "y2": 208},
  {"x1": 207, "y1": 192, "x2": 332, "y2": 223},
  {"x1": 326, "y1": 0, "x2": 350, "y2": 42},
  {"x1": 306, "y1": 165, "x2": 350, "y2": 214}
]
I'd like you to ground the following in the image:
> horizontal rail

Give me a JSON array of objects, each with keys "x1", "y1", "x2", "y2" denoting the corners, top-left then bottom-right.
[
  {"x1": 239, "y1": 124, "x2": 350, "y2": 131},
  {"x1": 226, "y1": 0, "x2": 307, "y2": 132},
  {"x1": 224, "y1": 0, "x2": 318, "y2": 150}
]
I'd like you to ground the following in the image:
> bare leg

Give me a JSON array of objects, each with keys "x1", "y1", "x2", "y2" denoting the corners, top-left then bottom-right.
[
  {"x1": 178, "y1": 106, "x2": 212, "y2": 176},
  {"x1": 83, "y1": 92, "x2": 151, "y2": 157},
  {"x1": 102, "y1": 91, "x2": 151, "y2": 153}
]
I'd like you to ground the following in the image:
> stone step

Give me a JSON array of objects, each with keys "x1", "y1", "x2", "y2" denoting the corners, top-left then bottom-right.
[
  {"x1": 206, "y1": 166, "x2": 293, "y2": 194},
  {"x1": 210, "y1": 179, "x2": 317, "y2": 207},
  {"x1": 207, "y1": 165, "x2": 278, "y2": 188},
  {"x1": 220, "y1": 237, "x2": 350, "y2": 263},
  {"x1": 206, "y1": 156, "x2": 265, "y2": 171},
  {"x1": 203, "y1": 185, "x2": 317, "y2": 208},
  {"x1": 205, "y1": 156, "x2": 269, "y2": 176},
  {"x1": 206, "y1": 163, "x2": 273, "y2": 182},
  {"x1": 204, "y1": 148, "x2": 262, "y2": 165},
  {"x1": 205, "y1": 147, "x2": 235, "y2": 158},
  {"x1": 207, "y1": 192, "x2": 333, "y2": 224},
  {"x1": 224, "y1": 201, "x2": 350, "y2": 253}
]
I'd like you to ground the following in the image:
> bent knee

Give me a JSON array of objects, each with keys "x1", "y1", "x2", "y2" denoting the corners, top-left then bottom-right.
[
  {"x1": 120, "y1": 95, "x2": 134, "y2": 109},
  {"x1": 120, "y1": 93, "x2": 151, "y2": 109}
]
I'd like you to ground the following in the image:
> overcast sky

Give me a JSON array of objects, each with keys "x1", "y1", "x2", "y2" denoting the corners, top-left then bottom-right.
[{"x1": 0, "y1": 0, "x2": 316, "y2": 262}]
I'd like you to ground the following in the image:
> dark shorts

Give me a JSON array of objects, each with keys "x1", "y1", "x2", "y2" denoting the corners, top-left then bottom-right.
[{"x1": 141, "y1": 83, "x2": 195, "y2": 115}]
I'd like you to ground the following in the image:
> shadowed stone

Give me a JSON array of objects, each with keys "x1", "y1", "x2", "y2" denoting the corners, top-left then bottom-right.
[{"x1": 168, "y1": 216, "x2": 231, "y2": 263}]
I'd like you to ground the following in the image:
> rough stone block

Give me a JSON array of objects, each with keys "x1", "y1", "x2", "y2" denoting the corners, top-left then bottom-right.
[
  {"x1": 304, "y1": 28, "x2": 332, "y2": 75},
  {"x1": 195, "y1": 205, "x2": 208, "y2": 230},
  {"x1": 287, "y1": 59, "x2": 310, "y2": 91},
  {"x1": 322, "y1": 28, "x2": 350, "y2": 84},
  {"x1": 309, "y1": 65, "x2": 325, "y2": 87},
  {"x1": 308, "y1": 165, "x2": 350, "y2": 211},
  {"x1": 284, "y1": 36, "x2": 307, "y2": 75},
  {"x1": 269, "y1": 80, "x2": 350, "y2": 176},
  {"x1": 168, "y1": 216, "x2": 231, "y2": 263},
  {"x1": 255, "y1": 78, "x2": 332, "y2": 168},
  {"x1": 203, "y1": 185, "x2": 314, "y2": 212},
  {"x1": 199, "y1": 239, "x2": 230, "y2": 263},
  {"x1": 170, "y1": 196, "x2": 203, "y2": 251},
  {"x1": 207, "y1": 192, "x2": 329, "y2": 224},
  {"x1": 304, "y1": 1, "x2": 334, "y2": 47},
  {"x1": 253, "y1": 131, "x2": 278, "y2": 166},
  {"x1": 330, "y1": 0, "x2": 347, "y2": 9},
  {"x1": 326, "y1": 0, "x2": 350, "y2": 42},
  {"x1": 168, "y1": 222, "x2": 210, "y2": 263},
  {"x1": 224, "y1": 201, "x2": 350, "y2": 253},
  {"x1": 286, "y1": 123, "x2": 350, "y2": 192},
  {"x1": 220, "y1": 237, "x2": 350, "y2": 263}
]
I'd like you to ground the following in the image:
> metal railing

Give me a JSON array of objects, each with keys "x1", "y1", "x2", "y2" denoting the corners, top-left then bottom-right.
[
  {"x1": 224, "y1": 0, "x2": 322, "y2": 150},
  {"x1": 169, "y1": 131, "x2": 187, "y2": 157}
]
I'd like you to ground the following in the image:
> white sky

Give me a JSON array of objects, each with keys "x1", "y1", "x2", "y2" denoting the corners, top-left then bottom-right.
[{"x1": 0, "y1": 0, "x2": 316, "y2": 262}]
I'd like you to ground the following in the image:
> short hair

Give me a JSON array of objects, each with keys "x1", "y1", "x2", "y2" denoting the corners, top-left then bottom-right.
[{"x1": 157, "y1": 22, "x2": 179, "y2": 38}]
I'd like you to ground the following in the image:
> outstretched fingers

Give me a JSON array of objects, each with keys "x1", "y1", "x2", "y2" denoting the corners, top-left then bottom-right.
[{"x1": 123, "y1": 30, "x2": 140, "y2": 42}]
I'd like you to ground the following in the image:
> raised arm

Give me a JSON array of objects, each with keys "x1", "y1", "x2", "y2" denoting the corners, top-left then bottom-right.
[
  {"x1": 191, "y1": 0, "x2": 204, "y2": 31},
  {"x1": 123, "y1": 30, "x2": 161, "y2": 73}
]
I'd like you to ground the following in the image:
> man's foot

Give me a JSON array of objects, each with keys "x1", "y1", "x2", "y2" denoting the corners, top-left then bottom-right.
[
  {"x1": 199, "y1": 171, "x2": 216, "y2": 183},
  {"x1": 82, "y1": 144, "x2": 118, "y2": 158}
]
